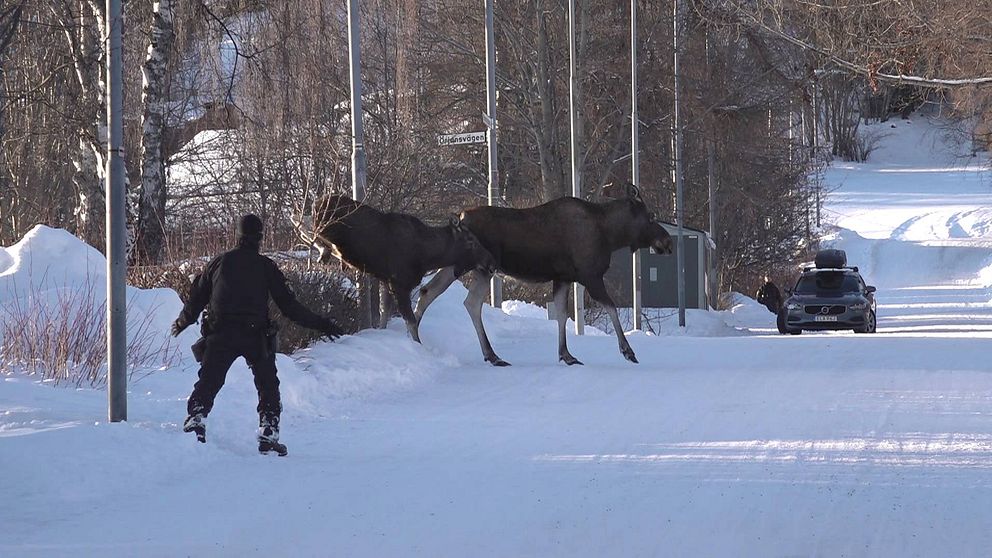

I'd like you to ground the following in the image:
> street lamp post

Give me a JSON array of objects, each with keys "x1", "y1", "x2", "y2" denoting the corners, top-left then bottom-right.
[
  {"x1": 631, "y1": 0, "x2": 642, "y2": 331},
  {"x1": 568, "y1": 0, "x2": 584, "y2": 335},
  {"x1": 347, "y1": 0, "x2": 373, "y2": 328},
  {"x1": 106, "y1": 0, "x2": 127, "y2": 422},
  {"x1": 674, "y1": 0, "x2": 687, "y2": 327},
  {"x1": 484, "y1": 0, "x2": 502, "y2": 308}
]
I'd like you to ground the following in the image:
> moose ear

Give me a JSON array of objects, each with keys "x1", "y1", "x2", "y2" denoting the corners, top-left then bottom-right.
[
  {"x1": 448, "y1": 214, "x2": 462, "y2": 230},
  {"x1": 625, "y1": 182, "x2": 642, "y2": 201}
]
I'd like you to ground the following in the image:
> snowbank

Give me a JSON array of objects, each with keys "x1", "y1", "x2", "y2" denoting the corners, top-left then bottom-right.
[
  {"x1": 723, "y1": 292, "x2": 778, "y2": 330},
  {"x1": 0, "y1": 246, "x2": 13, "y2": 275},
  {"x1": 0, "y1": 225, "x2": 108, "y2": 292},
  {"x1": 859, "y1": 116, "x2": 983, "y2": 167},
  {"x1": 822, "y1": 227, "x2": 992, "y2": 289},
  {"x1": 282, "y1": 329, "x2": 458, "y2": 412},
  {"x1": 501, "y1": 299, "x2": 550, "y2": 321},
  {"x1": 0, "y1": 226, "x2": 192, "y2": 380}
]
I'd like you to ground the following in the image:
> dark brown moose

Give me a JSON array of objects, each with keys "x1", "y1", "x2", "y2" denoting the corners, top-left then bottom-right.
[
  {"x1": 309, "y1": 194, "x2": 496, "y2": 342},
  {"x1": 414, "y1": 183, "x2": 674, "y2": 366}
]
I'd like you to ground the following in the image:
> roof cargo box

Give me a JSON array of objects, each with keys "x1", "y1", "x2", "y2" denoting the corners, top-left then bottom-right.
[{"x1": 814, "y1": 249, "x2": 847, "y2": 269}]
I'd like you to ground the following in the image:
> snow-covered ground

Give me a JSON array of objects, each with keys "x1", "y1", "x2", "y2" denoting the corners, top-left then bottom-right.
[{"x1": 3, "y1": 116, "x2": 992, "y2": 556}]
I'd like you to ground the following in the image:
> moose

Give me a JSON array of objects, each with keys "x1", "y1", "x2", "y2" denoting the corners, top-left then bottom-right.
[
  {"x1": 306, "y1": 194, "x2": 496, "y2": 343},
  {"x1": 414, "y1": 183, "x2": 674, "y2": 366}
]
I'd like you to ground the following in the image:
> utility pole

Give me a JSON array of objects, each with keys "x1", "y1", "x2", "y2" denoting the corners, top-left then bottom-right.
[
  {"x1": 631, "y1": 0, "x2": 642, "y2": 331},
  {"x1": 673, "y1": 0, "x2": 686, "y2": 327},
  {"x1": 705, "y1": 32, "x2": 718, "y2": 311},
  {"x1": 347, "y1": 0, "x2": 373, "y2": 328},
  {"x1": 106, "y1": 0, "x2": 127, "y2": 422},
  {"x1": 812, "y1": 79, "x2": 821, "y2": 228},
  {"x1": 484, "y1": 0, "x2": 502, "y2": 308},
  {"x1": 707, "y1": 138, "x2": 717, "y2": 309},
  {"x1": 568, "y1": 0, "x2": 584, "y2": 335}
]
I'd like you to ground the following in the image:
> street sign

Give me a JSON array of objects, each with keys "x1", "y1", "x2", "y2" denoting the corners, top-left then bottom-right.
[{"x1": 437, "y1": 131, "x2": 486, "y2": 146}]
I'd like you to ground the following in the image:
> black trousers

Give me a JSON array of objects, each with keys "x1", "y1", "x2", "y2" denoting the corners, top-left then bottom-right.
[{"x1": 186, "y1": 327, "x2": 281, "y2": 418}]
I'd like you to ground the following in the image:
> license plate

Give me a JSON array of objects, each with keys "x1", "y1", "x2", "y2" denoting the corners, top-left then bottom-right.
[{"x1": 814, "y1": 315, "x2": 838, "y2": 322}]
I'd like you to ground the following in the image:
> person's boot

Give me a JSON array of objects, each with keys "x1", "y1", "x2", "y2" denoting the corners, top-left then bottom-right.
[
  {"x1": 183, "y1": 412, "x2": 206, "y2": 443},
  {"x1": 258, "y1": 413, "x2": 287, "y2": 457}
]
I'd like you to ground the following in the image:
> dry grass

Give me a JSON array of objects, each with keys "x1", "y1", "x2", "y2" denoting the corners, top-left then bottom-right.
[{"x1": 0, "y1": 274, "x2": 182, "y2": 387}]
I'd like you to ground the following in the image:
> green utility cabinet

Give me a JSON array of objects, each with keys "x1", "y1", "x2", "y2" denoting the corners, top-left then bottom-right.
[{"x1": 606, "y1": 224, "x2": 714, "y2": 309}]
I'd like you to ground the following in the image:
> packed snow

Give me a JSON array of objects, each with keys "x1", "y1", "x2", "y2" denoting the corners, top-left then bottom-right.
[{"x1": 2, "y1": 115, "x2": 992, "y2": 556}]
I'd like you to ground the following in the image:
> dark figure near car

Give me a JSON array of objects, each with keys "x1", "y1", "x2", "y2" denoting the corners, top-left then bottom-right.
[
  {"x1": 756, "y1": 281, "x2": 783, "y2": 314},
  {"x1": 171, "y1": 214, "x2": 344, "y2": 456}
]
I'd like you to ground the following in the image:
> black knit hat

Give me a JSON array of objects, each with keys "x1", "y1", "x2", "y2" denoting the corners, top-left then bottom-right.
[{"x1": 238, "y1": 214, "x2": 264, "y2": 239}]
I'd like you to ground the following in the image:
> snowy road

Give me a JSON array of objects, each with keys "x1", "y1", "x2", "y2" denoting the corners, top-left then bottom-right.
[{"x1": 3, "y1": 118, "x2": 992, "y2": 556}]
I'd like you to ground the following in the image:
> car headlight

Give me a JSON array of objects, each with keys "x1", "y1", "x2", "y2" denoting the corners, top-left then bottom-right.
[
  {"x1": 849, "y1": 302, "x2": 866, "y2": 311},
  {"x1": 787, "y1": 302, "x2": 802, "y2": 311}
]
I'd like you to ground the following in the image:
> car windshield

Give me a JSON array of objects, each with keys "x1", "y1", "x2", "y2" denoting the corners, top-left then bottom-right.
[{"x1": 794, "y1": 272, "x2": 861, "y2": 295}]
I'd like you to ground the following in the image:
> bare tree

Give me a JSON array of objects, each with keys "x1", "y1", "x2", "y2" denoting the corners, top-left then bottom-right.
[
  {"x1": 135, "y1": 0, "x2": 179, "y2": 263},
  {"x1": 48, "y1": 0, "x2": 110, "y2": 246}
]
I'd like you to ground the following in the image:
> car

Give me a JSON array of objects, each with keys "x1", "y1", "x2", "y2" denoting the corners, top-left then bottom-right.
[{"x1": 777, "y1": 249, "x2": 877, "y2": 335}]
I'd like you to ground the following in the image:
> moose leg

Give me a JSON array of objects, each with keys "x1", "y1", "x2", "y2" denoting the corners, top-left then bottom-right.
[
  {"x1": 391, "y1": 284, "x2": 421, "y2": 343},
  {"x1": 553, "y1": 280, "x2": 583, "y2": 365},
  {"x1": 413, "y1": 266, "x2": 457, "y2": 325},
  {"x1": 378, "y1": 286, "x2": 395, "y2": 329},
  {"x1": 315, "y1": 240, "x2": 332, "y2": 264},
  {"x1": 584, "y1": 277, "x2": 638, "y2": 364},
  {"x1": 465, "y1": 270, "x2": 510, "y2": 367}
]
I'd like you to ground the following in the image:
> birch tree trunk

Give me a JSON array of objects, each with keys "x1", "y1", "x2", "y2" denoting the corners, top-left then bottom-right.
[
  {"x1": 50, "y1": 0, "x2": 139, "y2": 251},
  {"x1": 51, "y1": 0, "x2": 108, "y2": 247},
  {"x1": 0, "y1": 2, "x2": 23, "y2": 153},
  {"x1": 534, "y1": 4, "x2": 566, "y2": 201},
  {"x1": 136, "y1": 0, "x2": 177, "y2": 263},
  {"x1": 77, "y1": 2, "x2": 107, "y2": 247}
]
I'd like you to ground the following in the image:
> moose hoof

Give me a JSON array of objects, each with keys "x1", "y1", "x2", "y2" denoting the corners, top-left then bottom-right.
[
  {"x1": 622, "y1": 349, "x2": 639, "y2": 364},
  {"x1": 560, "y1": 354, "x2": 584, "y2": 366},
  {"x1": 486, "y1": 355, "x2": 511, "y2": 367}
]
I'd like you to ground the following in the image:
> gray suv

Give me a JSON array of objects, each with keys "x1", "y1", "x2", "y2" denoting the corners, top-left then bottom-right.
[{"x1": 777, "y1": 250, "x2": 877, "y2": 335}]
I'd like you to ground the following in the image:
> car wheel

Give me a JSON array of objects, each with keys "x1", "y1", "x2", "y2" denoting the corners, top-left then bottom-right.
[
  {"x1": 855, "y1": 310, "x2": 877, "y2": 334},
  {"x1": 776, "y1": 309, "x2": 788, "y2": 334},
  {"x1": 788, "y1": 328, "x2": 802, "y2": 335}
]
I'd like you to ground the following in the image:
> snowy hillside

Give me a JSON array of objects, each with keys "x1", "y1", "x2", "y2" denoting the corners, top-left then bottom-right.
[{"x1": 2, "y1": 116, "x2": 992, "y2": 556}]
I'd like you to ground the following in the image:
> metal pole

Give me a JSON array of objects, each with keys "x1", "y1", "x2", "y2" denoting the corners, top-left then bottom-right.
[
  {"x1": 568, "y1": 0, "x2": 584, "y2": 335},
  {"x1": 673, "y1": 0, "x2": 686, "y2": 327},
  {"x1": 484, "y1": 0, "x2": 502, "y2": 309},
  {"x1": 705, "y1": 31, "x2": 718, "y2": 311},
  {"x1": 707, "y1": 138, "x2": 717, "y2": 309},
  {"x1": 812, "y1": 79, "x2": 821, "y2": 228},
  {"x1": 347, "y1": 0, "x2": 373, "y2": 328},
  {"x1": 106, "y1": 0, "x2": 127, "y2": 422},
  {"x1": 631, "y1": 0, "x2": 642, "y2": 331}
]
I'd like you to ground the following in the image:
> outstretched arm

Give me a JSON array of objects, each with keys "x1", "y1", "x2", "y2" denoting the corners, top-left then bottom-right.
[{"x1": 267, "y1": 261, "x2": 342, "y2": 337}]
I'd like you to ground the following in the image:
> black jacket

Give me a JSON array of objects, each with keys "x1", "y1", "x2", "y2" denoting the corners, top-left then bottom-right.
[{"x1": 177, "y1": 239, "x2": 330, "y2": 332}]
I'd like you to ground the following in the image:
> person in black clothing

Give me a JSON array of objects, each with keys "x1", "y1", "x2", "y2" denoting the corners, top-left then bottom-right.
[{"x1": 171, "y1": 214, "x2": 344, "y2": 456}]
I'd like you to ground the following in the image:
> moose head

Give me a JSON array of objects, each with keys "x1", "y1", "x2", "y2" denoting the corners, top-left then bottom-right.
[
  {"x1": 613, "y1": 181, "x2": 674, "y2": 255},
  {"x1": 448, "y1": 215, "x2": 497, "y2": 277}
]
